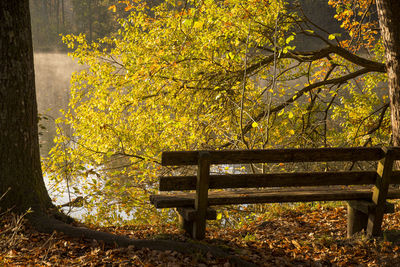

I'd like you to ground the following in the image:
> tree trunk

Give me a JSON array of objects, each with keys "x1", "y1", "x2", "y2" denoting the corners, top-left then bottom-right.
[
  {"x1": 61, "y1": 0, "x2": 65, "y2": 30},
  {"x1": 88, "y1": 0, "x2": 93, "y2": 43},
  {"x1": 0, "y1": 0, "x2": 54, "y2": 215},
  {"x1": 375, "y1": 0, "x2": 400, "y2": 147},
  {"x1": 56, "y1": 0, "x2": 60, "y2": 34}
]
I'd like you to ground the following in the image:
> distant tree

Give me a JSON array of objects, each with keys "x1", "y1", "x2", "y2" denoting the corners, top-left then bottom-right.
[
  {"x1": 30, "y1": 0, "x2": 124, "y2": 50},
  {"x1": 71, "y1": 0, "x2": 117, "y2": 43},
  {"x1": 30, "y1": 0, "x2": 68, "y2": 49}
]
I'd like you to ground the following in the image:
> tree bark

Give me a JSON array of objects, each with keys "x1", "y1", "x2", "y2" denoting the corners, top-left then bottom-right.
[
  {"x1": 375, "y1": 0, "x2": 400, "y2": 147},
  {"x1": 0, "y1": 0, "x2": 54, "y2": 214}
]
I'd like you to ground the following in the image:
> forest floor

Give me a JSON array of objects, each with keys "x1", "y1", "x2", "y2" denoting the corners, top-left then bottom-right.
[{"x1": 1, "y1": 203, "x2": 400, "y2": 266}]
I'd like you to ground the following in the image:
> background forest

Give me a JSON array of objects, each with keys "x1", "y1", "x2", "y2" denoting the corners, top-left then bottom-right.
[
  {"x1": 30, "y1": 0, "x2": 164, "y2": 50},
  {"x1": 31, "y1": 0, "x2": 390, "y2": 227}
]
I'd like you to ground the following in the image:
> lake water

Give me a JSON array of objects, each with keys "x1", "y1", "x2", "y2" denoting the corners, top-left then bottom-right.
[
  {"x1": 34, "y1": 52, "x2": 84, "y2": 156},
  {"x1": 35, "y1": 52, "x2": 87, "y2": 219}
]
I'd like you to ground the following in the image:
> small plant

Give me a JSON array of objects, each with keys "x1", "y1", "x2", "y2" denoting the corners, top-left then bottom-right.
[
  {"x1": 0, "y1": 189, "x2": 32, "y2": 253},
  {"x1": 316, "y1": 234, "x2": 336, "y2": 246},
  {"x1": 0, "y1": 187, "x2": 10, "y2": 216},
  {"x1": 243, "y1": 233, "x2": 257, "y2": 242}
]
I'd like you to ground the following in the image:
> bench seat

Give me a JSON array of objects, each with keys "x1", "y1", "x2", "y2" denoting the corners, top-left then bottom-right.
[{"x1": 151, "y1": 186, "x2": 400, "y2": 208}]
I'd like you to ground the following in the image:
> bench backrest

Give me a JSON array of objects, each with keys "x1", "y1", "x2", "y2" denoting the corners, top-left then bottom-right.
[{"x1": 160, "y1": 147, "x2": 400, "y2": 191}]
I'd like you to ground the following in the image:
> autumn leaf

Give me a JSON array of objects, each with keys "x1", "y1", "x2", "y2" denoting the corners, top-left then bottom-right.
[{"x1": 108, "y1": 5, "x2": 116, "y2": 12}]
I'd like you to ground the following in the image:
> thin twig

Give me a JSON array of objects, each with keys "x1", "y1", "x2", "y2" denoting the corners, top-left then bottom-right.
[{"x1": 240, "y1": 22, "x2": 252, "y2": 149}]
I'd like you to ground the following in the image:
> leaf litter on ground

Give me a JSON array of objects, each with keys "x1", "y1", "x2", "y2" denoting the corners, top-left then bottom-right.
[{"x1": 1, "y1": 203, "x2": 400, "y2": 266}]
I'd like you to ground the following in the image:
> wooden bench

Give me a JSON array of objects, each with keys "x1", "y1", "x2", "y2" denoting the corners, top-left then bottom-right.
[{"x1": 150, "y1": 147, "x2": 400, "y2": 240}]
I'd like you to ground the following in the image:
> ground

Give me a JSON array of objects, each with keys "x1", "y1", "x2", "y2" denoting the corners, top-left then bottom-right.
[{"x1": 1, "y1": 204, "x2": 400, "y2": 266}]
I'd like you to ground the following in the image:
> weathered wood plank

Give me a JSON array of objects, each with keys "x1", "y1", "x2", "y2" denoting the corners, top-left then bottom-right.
[
  {"x1": 162, "y1": 147, "x2": 385, "y2": 166},
  {"x1": 150, "y1": 187, "x2": 400, "y2": 208},
  {"x1": 347, "y1": 200, "x2": 395, "y2": 214},
  {"x1": 150, "y1": 194, "x2": 195, "y2": 208},
  {"x1": 391, "y1": 147, "x2": 400, "y2": 160},
  {"x1": 392, "y1": 171, "x2": 400, "y2": 184},
  {"x1": 159, "y1": 171, "x2": 400, "y2": 191},
  {"x1": 159, "y1": 171, "x2": 382, "y2": 191},
  {"x1": 193, "y1": 152, "x2": 210, "y2": 240},
  {"x1": 367, "y1": 147, "x2": 395, "y2": 236}
]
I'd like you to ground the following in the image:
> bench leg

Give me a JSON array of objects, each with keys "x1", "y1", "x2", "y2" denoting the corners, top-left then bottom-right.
[
  {"x1": 177, "y1": 210, "x2": 206, "y2": 239},
  {"x1": 177, "y1": 215, "x2": 205, "y2": 239},
  {"x1": 347, "y1": 202, "x2": 368, "y2": 237},
  {"x1": 367, "y1": 148, "x2": 394, "y2": 237},
  {"x1": 193, "y1": 219, "x2": 206, "y2": 240},
  {"x1": 178, "y1": 213, "x2": 194, "y2": 236},
  {"x1": 176, "y1": 207, "x2": 216, "y2": 239},
  {"x1": 193, "y1": 151, "x2": 210, "y2": 240},
  {"x1": 347, "y1": 200, "x2": 395, "y2": 237}
]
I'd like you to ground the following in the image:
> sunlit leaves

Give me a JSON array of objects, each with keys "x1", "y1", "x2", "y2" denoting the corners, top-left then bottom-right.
[
  {"x1": 328, "y1": 0, "x2": 379, "y2": 51},
  {"x1": 47, "y1": 0, "x2": 298, "y2": 225},
  {"x1": 45, "y1": 0, "x2": 390, "y2": 226}
]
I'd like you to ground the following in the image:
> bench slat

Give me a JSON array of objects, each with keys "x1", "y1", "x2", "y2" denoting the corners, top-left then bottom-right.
[
  {"x1": 150, "y1": 187, "x2": 400, "y2": 208},
  {"x1": 162, "y1": 147, "x2": 386, "y2": 166},
  {"x1": 160, "y1": 171, "x2": 396, "y2": 191},
  {"x1": 159, "y1": 171, "x2": 400, "y2": 191}
]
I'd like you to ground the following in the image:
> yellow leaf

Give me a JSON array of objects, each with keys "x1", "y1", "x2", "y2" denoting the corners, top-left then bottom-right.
[
  {"x1": 194, "y1": 21, "x2": 204, "y2": 29},
  {"x1": 252, "y1": 122, "x2": 258, "y2": 128},
  {"x1": 108, "y1": 5, "x2": 116, "y2": 12}
]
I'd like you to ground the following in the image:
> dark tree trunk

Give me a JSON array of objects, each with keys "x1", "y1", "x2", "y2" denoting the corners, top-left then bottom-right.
[
  {"x1": 0, "y1": 0, "x2": 54, "y2": 214},
  {"x1": 375, "y1": 0, "x2": 400, "y2": 147}
]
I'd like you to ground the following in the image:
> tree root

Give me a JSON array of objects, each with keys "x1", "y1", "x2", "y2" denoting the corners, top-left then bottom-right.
[{"x1": 28, "y1": 214, "x2": 256, "y2": 267}]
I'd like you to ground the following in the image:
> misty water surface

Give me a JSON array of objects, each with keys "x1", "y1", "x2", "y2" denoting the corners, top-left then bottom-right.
[
  {"x1": 35, "y1": 52, "x2": 86, "y2": 218},
  {"x1": 35, "y1": 52, "x2": 83, "y2": 156}
]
